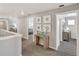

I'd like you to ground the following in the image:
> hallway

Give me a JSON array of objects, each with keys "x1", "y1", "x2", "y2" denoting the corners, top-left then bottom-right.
[{"x1": 22, "y1": 38, "x2": 76, "y2": 56}]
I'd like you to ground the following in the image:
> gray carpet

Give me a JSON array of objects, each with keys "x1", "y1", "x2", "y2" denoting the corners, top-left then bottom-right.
[
  {"x1": 57, "y1": 39, "x2": 76, "y2": 56},
  {"x1": 22, "y1": 35, "x2": 76, "y2": 56}
]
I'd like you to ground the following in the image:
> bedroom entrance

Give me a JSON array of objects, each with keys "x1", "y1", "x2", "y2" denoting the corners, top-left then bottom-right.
[{"x1": 56, "y1": 12, "x2": 77, "y2": 56}]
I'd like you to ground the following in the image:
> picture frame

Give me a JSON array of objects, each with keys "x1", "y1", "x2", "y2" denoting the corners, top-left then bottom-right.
[
  {"x1": 36, "y1": 16, "x2": 42, "y2": 23},
  {"x1": 36, "y1": 24, "x2": 42, "y2": 32},
  {"x1": 43, "y1": 15, "x2": 51, "y2": 23},
  {"x1": 43, "y1": 24, "x2": 51, "y2": 32},
  {"x1": 0, "y1": 19, "x2": 8, "y2": 30}
]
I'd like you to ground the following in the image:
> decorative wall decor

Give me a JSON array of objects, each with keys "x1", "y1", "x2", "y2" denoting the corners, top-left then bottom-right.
[
  {"x1": 35, "y1": 15, "x2": 51, "y2": 34},
  {"x1": 34, "y1": 15, "x2": 51, "y2": 47},
  {"x1": 36, "y1": 17, "x2": 42, "y2": 23},
  {"x1": 0, "y1": 20, "x2": 8, "y2": 30},
  {"x1": 43, "y1": 15, "x2": 51, "y2": 23},
  {"x1": 36, "y1": 24, "x2": 41, "y2": 32},
  {"x1": 43, "y1": 24, "x2": 51, "y2": 32}
]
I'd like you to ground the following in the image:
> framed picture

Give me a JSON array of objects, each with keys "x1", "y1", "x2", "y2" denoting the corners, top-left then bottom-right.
[
  {"x1": 36, "y1": 24, "x2": 42, "y2": 32},
  {"x1": 0, "y1": 20, "x2": 8, "y2": 30},
  {"x1": 43, "y1": 24, "x2": 51, "y2": 32},
  {"x1": 36, "y1": 17, "x2": 42, "y2": 23},
  {"x1": 43, "y1": 15, "x2": 51, "y2": 23}
]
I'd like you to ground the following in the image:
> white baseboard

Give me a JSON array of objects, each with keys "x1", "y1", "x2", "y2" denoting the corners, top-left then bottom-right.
[
  {"x1": 49, "y1": 46, "x2": 58, "y2": 50},
  {"x1": 22, "y1": 36, "x2": 28, "y2": 40}
]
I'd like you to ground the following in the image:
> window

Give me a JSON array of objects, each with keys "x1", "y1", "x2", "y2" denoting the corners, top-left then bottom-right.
[{"x1": 68, "y1": 20, "x2": 75, "y2": 25}]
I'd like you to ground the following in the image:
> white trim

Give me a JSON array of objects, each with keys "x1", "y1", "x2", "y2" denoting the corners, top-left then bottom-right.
[
  {"x1": 56, "y1": 15, "x2": 61, "y2": 50},
  {"x1": 49, "y1": 45, "x2": 58, "y2": 50},
  {"x1": 76, "y1": 11, "x2": 79, "y2": 56},
  {"x1": 22, "y1": 36, "x2": 28, "y2": 40}
]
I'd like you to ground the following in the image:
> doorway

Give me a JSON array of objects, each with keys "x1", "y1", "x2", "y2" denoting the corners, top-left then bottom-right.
[
  {"x1": 56, "y1": 12, "x2": 77, "y2": 56},
  {"x1": 28, "y1": 16, "x2": 34, "y2": 41}
]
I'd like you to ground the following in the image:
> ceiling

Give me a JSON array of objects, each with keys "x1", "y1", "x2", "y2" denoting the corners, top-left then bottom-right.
[{"x1": 0, "y1": 3, "x2": 75, "y2": 17}]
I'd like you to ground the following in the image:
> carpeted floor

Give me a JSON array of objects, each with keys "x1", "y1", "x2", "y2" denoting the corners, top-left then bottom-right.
[{"x1": 22, "y1": 35, "x2": 76, "y2": 56}]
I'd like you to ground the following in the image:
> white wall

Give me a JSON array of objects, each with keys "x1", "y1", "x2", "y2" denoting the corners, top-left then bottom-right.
[
  {"x1": 0, "y1": 29, "x2": 22, "y2": 56},
  {"x1": 0, "y1": 37, "x2": 21, "y2": 56},
  {"x1": 56, "y1": 15, "x2": 64, "y2": 49},
  {"x1": 50, "y1": 13, "x2": 57, "y2": 49},
  {"x1": 65, "y1": 16, "x2": 77, "y2": 39},
  {"x1": 56, "y1": 15, "x2": 60, "y2": 49},
  {"x1": 17, "y1": 16, "x2": 28, "y2": 39}
]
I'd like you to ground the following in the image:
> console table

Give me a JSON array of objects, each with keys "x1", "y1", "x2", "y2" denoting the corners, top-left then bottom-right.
[
  {"x1": 62, "y1": 31, "x2": 71, "y2": 41},
  {"x1": 35, "y1": 35, "x2": 49, "y2": 49}
]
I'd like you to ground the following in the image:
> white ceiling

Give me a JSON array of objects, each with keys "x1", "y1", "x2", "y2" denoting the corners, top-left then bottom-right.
[{"x1": 0, "y1": 3, "x2": 75, "y2": 17}]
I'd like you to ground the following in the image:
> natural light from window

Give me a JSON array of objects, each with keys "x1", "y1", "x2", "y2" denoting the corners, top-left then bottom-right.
[{"x1": 68, "y1": 20, "x2": 75, "y2": 25}]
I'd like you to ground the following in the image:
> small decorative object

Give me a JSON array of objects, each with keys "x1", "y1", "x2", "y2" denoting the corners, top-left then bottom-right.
[
  {"x1": 39, "y1": 32, "x2": 45, "y2": 40},
  {"x1": 38, "y1": 26, "x2": 49, "y2": 40}
]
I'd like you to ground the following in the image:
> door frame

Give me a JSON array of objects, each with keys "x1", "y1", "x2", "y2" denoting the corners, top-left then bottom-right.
[
  {"x1": 27, "y1": 16, "x2": 34, "y2": 40},
  {"x1": 55, "y1": 10, "x2": 78, "y2": 56}
]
